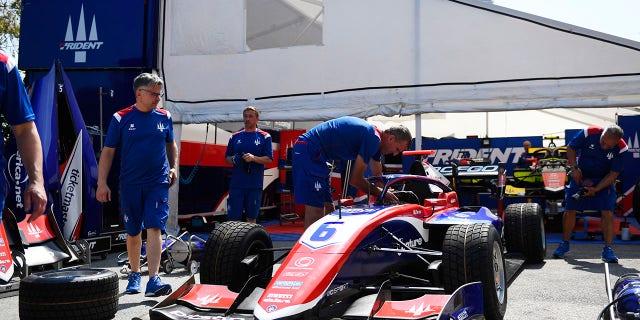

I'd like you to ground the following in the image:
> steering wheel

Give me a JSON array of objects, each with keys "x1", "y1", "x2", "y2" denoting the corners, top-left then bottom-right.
[
  {"x1": 388, "y1": 191, "x2": 421, "y2": 205},
  {"x1": 538, "y1": 158, "x2": 564, "y2": 168},
  {"x1": 531, "y1": 148, "x2": 551, "y2": 159}
]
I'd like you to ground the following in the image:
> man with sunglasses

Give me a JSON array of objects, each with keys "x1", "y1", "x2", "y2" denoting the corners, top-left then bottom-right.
[{"x1": 97, "y1": 73, "x2": 178, "y2": 297}]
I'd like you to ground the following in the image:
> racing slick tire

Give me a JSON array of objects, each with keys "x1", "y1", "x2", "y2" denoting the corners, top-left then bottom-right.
[
  {"x1": 442, "y1": 223, "x2": 507, "y2": 320},
  {"x1": 200, "y1": 221, "x2": 274, "y2": 292},
  {"x1": 504, "y1": 202, "x2": 546, "y2": 263},
  {"x1": 19, "y1": 268, "x2": 118, "y2": 320}
]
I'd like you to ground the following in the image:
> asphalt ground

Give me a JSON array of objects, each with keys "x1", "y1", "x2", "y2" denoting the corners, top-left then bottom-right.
[{"x1": 3, "y1": 241, "x2": 640, "y2": 320}]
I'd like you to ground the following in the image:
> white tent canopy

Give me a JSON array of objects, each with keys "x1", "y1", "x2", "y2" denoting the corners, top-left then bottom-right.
[{"x1": 160, "y1": 0, "x2": 640, "y2": 124}]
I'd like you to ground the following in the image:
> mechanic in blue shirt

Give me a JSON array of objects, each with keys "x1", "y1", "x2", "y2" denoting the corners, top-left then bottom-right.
[
  {"x1": 0, "y1": 51, "x2": 47, "y2": 223},
  {"x1": 224, "y1": 106, "x2": 273, "y2": 223},
  {"x1": 293, "y1": 116, "x2": 412, "y2": 228},
  {"x1": 553, "y1": 125, "x2": 627, "y2": 263},
  {"x1": 97, "y1": 73, "x2": 178, "y2": 296},
  {"x1": 516, "y1": 140, "x2": 532, "y2": 168}
]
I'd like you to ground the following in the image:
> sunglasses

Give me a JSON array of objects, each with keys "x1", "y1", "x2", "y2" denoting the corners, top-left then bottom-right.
[{"x1": 139, "y1": 88, "x2": 164, "y2": 98}]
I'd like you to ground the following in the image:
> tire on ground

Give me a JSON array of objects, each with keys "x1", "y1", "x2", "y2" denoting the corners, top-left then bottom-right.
[
  {"x1": 442, "y1": 223, "x2": 507, "y2": 320},
  {"x1": 200, "y1": 221, "x2": 274, "y2": 292},
  {"x1": 504, "y1": 202, "x2": 546, "y2": 263},
  {"x1": 19, "y1": 268, "x2": 118, "y2": 320}
]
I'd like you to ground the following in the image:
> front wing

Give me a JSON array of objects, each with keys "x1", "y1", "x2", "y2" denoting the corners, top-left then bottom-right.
[{"x1": 149, "y1": 281, "x2": 484, "y2": 320}]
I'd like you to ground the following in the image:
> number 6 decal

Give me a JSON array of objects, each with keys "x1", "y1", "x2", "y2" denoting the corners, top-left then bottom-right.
[{"x1": 310, "y1": 222, "x2": 340, "y2": 241}]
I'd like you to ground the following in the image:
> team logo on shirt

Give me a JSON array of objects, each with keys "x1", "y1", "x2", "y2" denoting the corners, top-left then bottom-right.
[
  {"x1": 129, "y1": 123, "x2": 136, "y2": 131},
  {"x1": 254, "y1": 138, "x2": 260, "y2": 146},
  {"x1": 314, "y1": 181, "x2": 322, "y2": 191},
  {"x1": 607, "y1": 152, "x2": 614, "y2": 160},
  {"x1": 157, "y1": 122, "x2": 166, "y2": 132}
]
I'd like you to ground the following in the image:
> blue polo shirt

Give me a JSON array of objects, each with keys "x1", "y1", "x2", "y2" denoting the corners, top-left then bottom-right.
[
  {"x1": 301, "y1": 116, "x2": 382, "y2": 163},
  {"x1": 225, "y1": 129, "x2": 273, "y2": 189},
  {"x1": 569, "y1": 126, "x2": 627, "y2": 179},
  {"x1": 104, "y1": 105, "x2": 174, "y2": 186},
  {"x1": 0, "y1": 52, "x2": 36, "y2": 160},
  {"x1": 0, "y1": 52, "x2": 36, "y2": 216}
]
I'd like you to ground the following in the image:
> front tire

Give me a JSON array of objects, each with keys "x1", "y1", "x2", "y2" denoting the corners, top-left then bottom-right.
[
  {"x1": 200, "y1": 221, "x2": 274, "y2": 292},
  {"x1": 504, "y1": 202, "x2": 546, "y2": 263},
  {"x1": 442, "y1": 223, "x2": 507, "y2": 320}
]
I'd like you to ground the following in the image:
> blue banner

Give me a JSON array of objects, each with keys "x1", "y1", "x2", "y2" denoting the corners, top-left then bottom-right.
[
  {"x1": 5, "y1": 62, "x2": 102, "y2": 236},
  {"x1": 404, "y1": 136, "x2": 543, "y2": 175},
  {"x1": 59, "y1": 66, "x2": 101, "y2": 238},
  {"x1": 19, "y1": 0, "x2": 157, "y2": 69},
  {"x1": 619, "y1": 115, "x2": 640, "y2": 217}
]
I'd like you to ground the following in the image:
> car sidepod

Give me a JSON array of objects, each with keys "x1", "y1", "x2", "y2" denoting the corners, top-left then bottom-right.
[{"x1": 426, "y1": 206, "x2": 503, "y2": 232}]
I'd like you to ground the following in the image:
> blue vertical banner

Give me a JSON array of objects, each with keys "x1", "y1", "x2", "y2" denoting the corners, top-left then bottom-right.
[
  {"x1": 618, "y1": 115, "x2": 640, "y2": 218},
  {"x1": 4, "y1": 65, "x2": 59, "y2": 222},
  {"x1": 4, "y1": 62, "x2": 101, "y2": 238}
]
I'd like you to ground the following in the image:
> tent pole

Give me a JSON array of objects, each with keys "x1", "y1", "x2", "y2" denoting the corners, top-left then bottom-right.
[
  {"x1": 413, "y1": 0, "x2": 422, "y2": 151},
  {"x1": 415, "y1": 114, "x2": 422, "y2": 150},
  {"x1": 485, "y1": 112, "x2": 489, "y2": 137}
]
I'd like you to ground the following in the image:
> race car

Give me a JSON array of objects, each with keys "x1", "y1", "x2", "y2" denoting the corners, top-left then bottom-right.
[{"x1": 150, "y1": 153, "x2": 545, "y2": 320}]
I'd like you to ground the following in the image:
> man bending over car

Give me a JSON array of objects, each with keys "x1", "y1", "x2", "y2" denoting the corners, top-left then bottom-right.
[
  {"x1": 553, "y1": 125, "x2": 626, "y2": 263},
  {"x1": 292, "y1": 116, "x2": 412, "y2": 228}
]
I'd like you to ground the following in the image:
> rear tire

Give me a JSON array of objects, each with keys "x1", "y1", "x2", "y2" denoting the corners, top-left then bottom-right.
[
  {"x1": 19, "y1": 268, "x2": 118, "y2": 320},
  {"x1": 504, "y1": 202, "x2": 546, "y2": 263},
  {"x1": 200, "y1": 221, "x2": 273, "y2": 292},
  {"x1": 442, "y1": 223, "x2": 507, "y2": 320}
]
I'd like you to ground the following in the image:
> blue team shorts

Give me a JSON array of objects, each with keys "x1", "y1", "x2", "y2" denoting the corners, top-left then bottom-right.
[
  {"x1": 564, "y1": 178, "x2": 616, "y2": 212},
  {"x1": 120, "y1": 184, "x2": 169, "y2": 236},
  {"x1": 227, "y1": 188, "x2": 262, "y2": 220},
  {"x1": 292, "y1": 140, "x2": 332, "y2": 208}
]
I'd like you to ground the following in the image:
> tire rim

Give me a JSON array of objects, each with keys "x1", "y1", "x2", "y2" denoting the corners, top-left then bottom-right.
[
  {"x1": 189, "y1": 261, "x2": 200, "y2": 274},
  {"x1": 492, "y1": 241, "x2": 506, "y2": 304},
  {"x1": 245, "y1": 237, "x2": 272, "y2": 273}
]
